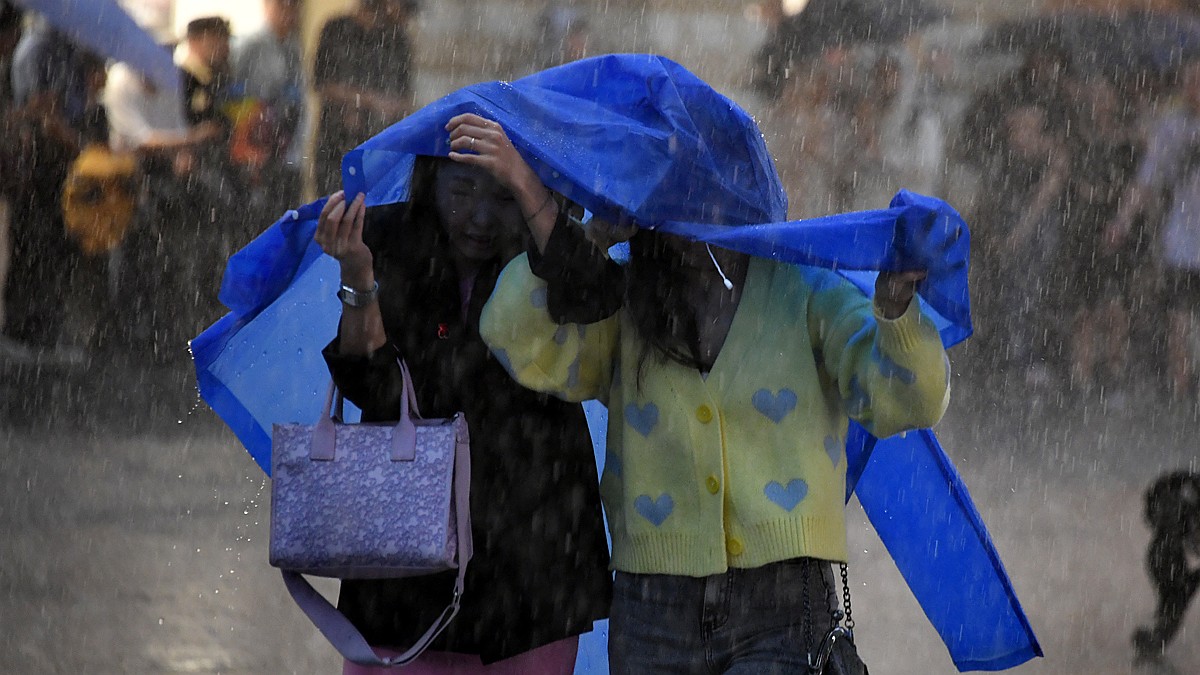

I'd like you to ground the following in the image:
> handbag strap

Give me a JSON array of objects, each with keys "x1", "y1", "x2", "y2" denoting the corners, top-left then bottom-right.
[
  {"x1": 398, "y1": 360, "x2": 422, "y2": 419},
  {"x1": 313, "y1": 359, "x2": 421, "y2": 462},
  {"x1": 282, "y1": 415, "x2": 473, "y2": 667}
]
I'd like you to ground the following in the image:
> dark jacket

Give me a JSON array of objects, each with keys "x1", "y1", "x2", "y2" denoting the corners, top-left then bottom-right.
[{"x1": 322, "y1": 204, "x2": 611, "y2": 664}]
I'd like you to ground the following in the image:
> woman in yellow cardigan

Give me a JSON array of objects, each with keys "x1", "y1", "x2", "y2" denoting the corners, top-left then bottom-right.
[{"x1": 456, "y1": 111, "x2": 950, "y2": 673}]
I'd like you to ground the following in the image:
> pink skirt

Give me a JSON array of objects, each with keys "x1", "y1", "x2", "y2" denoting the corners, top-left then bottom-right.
[{"x1": 341, "y1": 635, "x2": 578, "y2": 675}]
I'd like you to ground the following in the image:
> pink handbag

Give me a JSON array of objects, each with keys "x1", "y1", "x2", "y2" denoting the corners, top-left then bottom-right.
[{"x1": 270, "y1": 361, "x2": 472, "y2": 667}]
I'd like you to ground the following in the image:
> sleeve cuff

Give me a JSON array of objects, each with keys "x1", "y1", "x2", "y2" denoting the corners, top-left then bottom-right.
[
  {"x1": 321, "y1": 336, "x2": 397, "y2": 372},
  {"x1": 874, "y1": 296, "x2": 933, "y2": 353}
]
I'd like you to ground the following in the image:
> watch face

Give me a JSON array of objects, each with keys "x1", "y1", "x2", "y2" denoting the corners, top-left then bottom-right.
[
  {"x1": 338, "y1": 283, "x2": 377, "y2": 307},
  {"x1": 337, "y1": 287, "x2": 361, "y2": 307}
]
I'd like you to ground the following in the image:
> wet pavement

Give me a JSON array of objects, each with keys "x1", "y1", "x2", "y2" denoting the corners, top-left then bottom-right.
[{"x1": 1, "y1": 348, "x2": 1198, "y2": 674}]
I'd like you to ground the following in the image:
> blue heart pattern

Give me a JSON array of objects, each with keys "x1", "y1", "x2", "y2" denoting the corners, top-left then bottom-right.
[
  {"x1": 764, "y1": 479, "x2": 809, "y2": 512},
  {"x1": 846, "y1": 376, "x2": 870, "y2": 417},
  {"x1": 752, "y1": 388, "x2": 798, "y2": 423},
  {"x1": 634, "y1": 493, "x2": 674, "y2": 526},
  {"x1": 823, "y1": 435, "x2": 842, "y2": 467},
  {"x1": 871, "y1": 344, "x2": 916, "y2": 385},
  {"x1": 625, "y1": 402, "x2": 659, "y2": 437},
  {"x1": 530, "y1": 286, "x2": 548, "y2": 309}
]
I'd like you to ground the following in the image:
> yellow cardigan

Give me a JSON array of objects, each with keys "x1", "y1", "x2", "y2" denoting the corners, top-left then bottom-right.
[{"x1": 480, "y1": 254, "x2": 949, "y2": 576}]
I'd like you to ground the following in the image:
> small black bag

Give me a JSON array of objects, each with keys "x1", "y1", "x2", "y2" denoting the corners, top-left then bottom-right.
[
  {"x1": 808, "y1": 563, "x2": 869, "y2": 675},
  {"x1": 810, "y1": 625, "x2": 868, "y2": 675}
]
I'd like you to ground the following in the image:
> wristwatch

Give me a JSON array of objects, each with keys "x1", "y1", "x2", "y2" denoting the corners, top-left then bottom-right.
[{"x1": 337, "y1": 281, "x2": 379, "y2": 308}]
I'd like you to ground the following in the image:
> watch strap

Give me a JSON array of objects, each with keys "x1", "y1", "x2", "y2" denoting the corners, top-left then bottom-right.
[{"x1": 337, "y1": 281, "x2": 379, "y2": 308}]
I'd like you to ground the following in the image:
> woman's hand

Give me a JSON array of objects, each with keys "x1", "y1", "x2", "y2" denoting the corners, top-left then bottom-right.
[
  {"x1": 315, "y1": 190, "x2": 374, "y2": 289},
  {"x1": 446, "y1": 113, "x2": 559, "y2": 251},
  {"x1": 446, "y1": 114, "x2": 552, "y2": 214},
  {"x1": 875, "y1": 270, "x2": 927, "y2": 320}
]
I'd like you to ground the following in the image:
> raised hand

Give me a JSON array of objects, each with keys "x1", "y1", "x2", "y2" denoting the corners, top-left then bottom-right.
[
  {"x1": 446, "y1": 113, "x2": 558, "y2": 251},
  {"x1": 445, "y1": 113, "x2": 541, "y2": 196},
  {"x1": 875, "y1": 270, "x2": 928, "y2": 320},
  {"x1": 314, "y1": 190, "x2": 374, "y2": 289}
]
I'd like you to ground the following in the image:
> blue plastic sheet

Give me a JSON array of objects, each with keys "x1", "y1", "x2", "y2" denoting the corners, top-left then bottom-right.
[{"x1": 192, "y1": 54, "x2": 1039, "y2": 671}]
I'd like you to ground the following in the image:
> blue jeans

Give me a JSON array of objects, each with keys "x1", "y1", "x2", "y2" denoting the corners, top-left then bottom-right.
[{"x1": 609, "y1": 559, "x2": 848, "y2": 674}]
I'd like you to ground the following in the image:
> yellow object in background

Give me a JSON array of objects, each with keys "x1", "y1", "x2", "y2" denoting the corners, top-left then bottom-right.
[{"x1": 62, "y1": 144, "x2": 139, "y2": 256}]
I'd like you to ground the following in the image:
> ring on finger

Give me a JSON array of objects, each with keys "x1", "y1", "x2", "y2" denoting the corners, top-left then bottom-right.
[{"x1": 470, "y1": 137, "x2": 476, "y2": 150}]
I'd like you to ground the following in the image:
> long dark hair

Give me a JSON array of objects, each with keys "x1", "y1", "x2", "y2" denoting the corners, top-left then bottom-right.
[
  {"x1": 363, "y1": 156, "x2": 441, "y2": 259},
  {"x1": 625, "y1": 230, "x2": 708, "y2": 380}
]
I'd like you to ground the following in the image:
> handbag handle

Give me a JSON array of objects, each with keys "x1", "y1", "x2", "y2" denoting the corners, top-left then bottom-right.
[
  {"x1": 281, "y1": 416, "x2": 473, "y2": 667},
  {"x1": 332, "y1": 360, "x2": 421, "y2": 420},
  {"x1": 312, "y1": 359, "x2": 420, "y2": 462}
]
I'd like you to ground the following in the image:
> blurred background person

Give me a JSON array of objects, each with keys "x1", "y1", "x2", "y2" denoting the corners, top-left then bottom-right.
[
  {"x1": 104, "y1": 44, "x2": 219, "y2": 162},
  {"x1": 955, "y1": 45, "x2": 1075, "y2": 178},
  {"x1": 10, "y1": 18, "x2": 92, "y2": 128},
  {"x1": 230, "y1": 0, "x2": 307, "y2": 222},
  {"x1": 58, "y1": 60, "x2": 138, "y2": 357},
  {"x1": 1058, "y1": 77, "x2": 1141, "y2": 398},
  {"x1": 0, "y1": 0, "x2": 23, "y2": 339},
  {"x1": 757, "y1": 52, "x2": 854, "y2": 219},
  {"x1": 970, "y1": 103, "x2": 1071, "y2": 387},
  {"x1": 843, "y1": 48, "x2": 908, "y2": 212},
  {"x1": 177, "y1": 17, "x2": 250, "y2": 258},
  {"x1": 3, "y1": 17, "x2": 105, "y2": 357},
  {"x1": 528, "y1": 3, "x2": 591, "y2": 71},
  {"x1": 1106, "y1": 58, "x2": 1200, "y2": 402},
  {"x1": 873, "y1": 38, "x2": 963, "y2": 199},
  {"x1": 951, "y1": 44, "x2": 1080, "y2": 388},
  {"x1": 313, "y1": 0, "x2": 417, "y2": 195},
  {"x1": 104, "y1": 33, "x2": 224, "y2": 358},
  {"x1": 179, "y1": 16, "x2": 233, "y2": 129}
]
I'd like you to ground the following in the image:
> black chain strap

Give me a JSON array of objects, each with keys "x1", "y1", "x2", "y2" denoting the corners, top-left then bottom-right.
[
  {"x1": 825, "y1": 564, "x2": 841, "y2": 631},
  {"x1": 840, "y1": 562, "x2": 855, "y2": 632},
  {"x1": 808, "y1": 559, "x2": 859, "y2": 674},
  {"x1": 807, "y1": 562, "x2": 858, "y2": 674}
]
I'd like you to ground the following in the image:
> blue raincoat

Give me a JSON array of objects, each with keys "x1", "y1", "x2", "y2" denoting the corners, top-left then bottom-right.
[{"x1": 192, "y1": 54, "x2": 1040, "y2": 672}]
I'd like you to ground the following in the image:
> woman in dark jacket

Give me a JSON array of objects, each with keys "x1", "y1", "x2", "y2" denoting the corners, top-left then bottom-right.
[{"x1": 314, "y1": 116, "x2": 611, "y2": 673}]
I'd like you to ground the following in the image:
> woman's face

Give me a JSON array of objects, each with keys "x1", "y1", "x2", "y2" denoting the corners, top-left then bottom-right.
[{"x1": 433, "y1": 162, "x2": 524, "y2": 264}]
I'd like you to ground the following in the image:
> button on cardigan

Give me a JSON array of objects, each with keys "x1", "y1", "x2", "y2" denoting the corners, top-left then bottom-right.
[{"x1": 480, "y1": 254, "x2": 950, "y2": 577}]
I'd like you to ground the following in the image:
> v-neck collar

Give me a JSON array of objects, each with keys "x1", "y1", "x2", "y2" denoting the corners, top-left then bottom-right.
[{"x1": 698, "y1": 256, "x2": 769, "y2": 391}]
